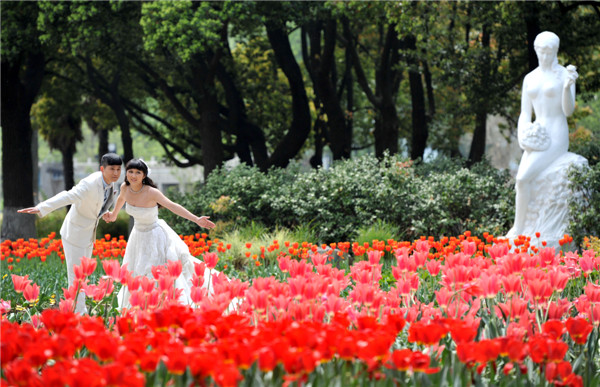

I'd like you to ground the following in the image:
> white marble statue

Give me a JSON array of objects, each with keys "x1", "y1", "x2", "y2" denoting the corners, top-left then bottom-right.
[{"x1": 506, "y1": 31, "x2": 588, "y2": 248}]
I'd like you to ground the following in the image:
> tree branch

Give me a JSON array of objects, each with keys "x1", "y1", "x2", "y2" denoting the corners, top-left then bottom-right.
[{"x1": 342, "y1": 18, "x2": 381, "y2": 107}]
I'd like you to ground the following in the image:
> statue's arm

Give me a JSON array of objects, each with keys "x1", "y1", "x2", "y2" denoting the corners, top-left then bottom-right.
[
  {"x1": 562, "y1": 65, "x2": 577, "y2": 117},
  {"x1": 517, "y1": 77, "x2": 533, "y2": 149}
]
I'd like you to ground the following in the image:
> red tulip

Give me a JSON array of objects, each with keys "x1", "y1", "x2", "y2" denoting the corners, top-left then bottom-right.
[{"x1": 566, "y1": 317, "x2": 593, "y2": 345}]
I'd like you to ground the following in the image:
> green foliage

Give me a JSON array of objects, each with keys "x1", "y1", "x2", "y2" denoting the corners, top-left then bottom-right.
[
  {"x1": 354, "y1": 220, "x2": 400, "y2": 247},
  {"x1": 36, "y1": 209, "x2": 67, "y2": 239},
  {"x1": 140, "y1": 2, "x2": 259, "y2": 63},
  {"x1": 97, "y1": 211, "x2": 130, "y2": 240},
  {"x1": 0, "y1": 256, "x2": 66, "y2": 322},
  {"x1": 231, "y1": 35, "x2": 293, "y2": 153},
  {"x1": 568, "y1": 162, "x2": 600, "y2": 247},
  {"x1": 570, "y1": 98, "x2": 600, "y2": 167},
  {"x1": 0, "y1": 2, "x2": 42, "y2": 62},
  {"x1": 409, "y1": 157, "x2": 515, "y2": 239},
  {"x1": 0, "y1": 253, "x2": 114, "y2": 322},
  {"x1": 36, "y1": 209, "x2": 130, "y2": 239},
  {"x1": 164, "y1": 154, "x2": 514, "y2": 243}
]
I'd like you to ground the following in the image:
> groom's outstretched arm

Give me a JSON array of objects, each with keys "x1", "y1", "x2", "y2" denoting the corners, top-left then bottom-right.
[{"x1": 22, "y1": 179, "x2": 90, "y2": 217}]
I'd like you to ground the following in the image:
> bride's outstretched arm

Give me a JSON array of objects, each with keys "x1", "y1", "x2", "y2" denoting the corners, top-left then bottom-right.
[
  {"x1": 103, "y1": 183, "x2": 127, "y2": 223},
  {"x1": 151, "y1": 188, "x2": 215, "y2": 229}
]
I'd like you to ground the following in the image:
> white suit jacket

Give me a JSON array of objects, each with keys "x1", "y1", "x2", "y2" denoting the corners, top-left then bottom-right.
[{"x1": 37, "y1": 172, "x2": 117, "y2": 248}]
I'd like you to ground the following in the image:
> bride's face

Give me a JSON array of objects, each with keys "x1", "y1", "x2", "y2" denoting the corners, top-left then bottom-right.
[{"x1": 127, "y1": 168, "x2": 145, "y2": 185}]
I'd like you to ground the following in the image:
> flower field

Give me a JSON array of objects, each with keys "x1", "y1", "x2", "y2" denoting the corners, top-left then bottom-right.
[{"x1": 1, "y1": 231, "x2": 599, "y2": 386}]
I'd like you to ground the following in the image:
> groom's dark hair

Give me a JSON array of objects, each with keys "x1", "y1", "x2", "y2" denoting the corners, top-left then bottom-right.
[{"x1": 100, "y1": 153, "x2": 123, "y2": 167}]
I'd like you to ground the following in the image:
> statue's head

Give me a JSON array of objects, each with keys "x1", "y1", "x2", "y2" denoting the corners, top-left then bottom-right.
[
  {"x1": 534, "y1": 31, "x2": 559, "y2": 68},
  {"x1": 534, "y1": 31, "x2": 559, "y2": 52}
]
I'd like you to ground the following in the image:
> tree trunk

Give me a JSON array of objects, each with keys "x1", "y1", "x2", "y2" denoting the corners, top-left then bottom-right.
[
  {"x1": 85, "y1": 59, "x2": 134, "y2": 164},
  {"x1": 199, "y1": 94, "x2": 224, "y2": 180},
  {"x1": 60, "y1": 145, "x2": 75, "y2": 212},
  {"x1": 306, "y1": 19, "x2": 350, "y2": 160},
  {"x1": 98, "y1": 128, "x2": 109, "y2": 162},
  {"x1": 409, "y1": 70, "x2": 428, "y2": 160},
  {"x1": 373, "y1": 24, "x2": 402, "y2": 158},
  {"x1": 266, "y1": 24, "x2": 312, "y2": 168},
  {"x1": 374, "y1": 103, "x2": 399, "y2": 157},
  {"x1": 61, "y1": 146, "x2": 76, "y2": 191},
  {"x1": 1, "y1": 54, "x2": 45, "y2": 240},
  {"x1": 468, "y1": 111, "x2": 487, "y2": 165},
  {"x1": 468, "y1": 25, "x2": 491, "y2": 165},
  {"x1": 345, "y1": 42, "x2": 354, "y2": 152},
  {"x1": 111, "y1": 93, "x2": 134, "y2": 164},
  {"x1": 524, "y1": 3, "x2": 542, "y2": 72},
  {"x1": 406, "y1": 36, "x2": 428, "y2": 160},
  {"x1": 310, "y1": 118, "x2": 325, "y2": 168},
  {"x1": 216, "y1": 59, "x2": 269, "y2": 171}
]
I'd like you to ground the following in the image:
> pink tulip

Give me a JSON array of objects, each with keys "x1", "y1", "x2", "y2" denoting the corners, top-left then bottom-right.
[
  {"x1": 190, "y1": 286, "x2": 207, "y2": 304},
  {"x1": 79, "y1": 256, "x2": 97, "y2": 276},
  {"x1": 311, "y1": 252, "x2": 328, "y2": 266},
  {"x1": 23, "y1": 283, "x2": 40, "y2": 302},
  {"x1": 30, "y1": 314, "x2": 41, "y2": 329},
  {"x1": 126, "y1": 274, "x2": 142, "y2": 292},
  {"x1": 0, "y1": 299, "x2": 11, "y2": 315},
  {"x1": 203, "y1": 252, "x2": 219, "y2": 269},
  {"x1": 479, "y1": 273, "x2": 501, "y2": 299},
  {"x1": 367, "y1": 250, "x2": 383, "y2": 265},
  {"x1": 166, "y1": 260, "x2": 183, "y2": 278},
  {"x1": 157, "y1": 275, "x2": 175, "y2": 292},
  {"x1": 151, "y1": 265, "x2": 164, "y2": 280},
  {"x1": 11, "y1": 274, "x2": 32, "y2": 293},
  {"x1": 487, "y1": 243, "x2": 509, "y2": 260},
  {"x1": 58, "y1": 299, "x2": 75, "y2": 313},
  {"x1": 193, "y1": 261, "x2": 207, "y2": 277},
  {"x1": 580, "y1": 250, "x2": 598, "y2": 274},
  {"x1": 584, "y1": 282, "x2": 600, "y2": 303},
  {"x1": 278, "y1": 255, "x2": 291, "y2": 272},
  {"x1": 191, "y1": 274, "x2": 204, "y2": 288},
  {"x1": 425, "y1": 260, "x2": 441, "y2": 276},
  {"x1": 62, "y1": 284, "x2": 79, "y2": 300},
  {"x1": 415, "y1": 239, "x2": 430, "y2": 253},
  {"x1": 461, "y1": 240, "x2": 477, "y2": 256},
  {"x1": 102, "y1": 260, "x2": 130, "y2": 283}
]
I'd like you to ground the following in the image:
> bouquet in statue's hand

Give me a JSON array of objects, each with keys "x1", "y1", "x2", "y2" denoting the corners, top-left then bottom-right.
[{"x1": 519, "y1": 121, "x2": 551, "y2": 152}]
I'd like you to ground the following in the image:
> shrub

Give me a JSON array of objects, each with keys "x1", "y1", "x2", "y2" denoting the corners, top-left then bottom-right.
[
  {"x1": 36, "y1": 208, "x2": 130, "y2": 240},
  {"x1": 408, "y1": 158, "x2": 515, "y2": 239},
  {"x1": 36, "y1": 209, "x2": 67, "y2": 238},
  {"x1": 568, "y1": 162, "x2": 600, "y2": 247},
  {"x1": 163, "y1": 164, "x2": 295, "y2": 236},
  {"x1": 96, "y1": 211, "x2": 130, "y2": 240},
  {"x1": 164, "y1": 155, "x2": 515, "y2": 243}
]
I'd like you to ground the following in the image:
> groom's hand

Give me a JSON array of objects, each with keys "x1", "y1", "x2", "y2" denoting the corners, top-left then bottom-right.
[
  {"x1": 102, "y1": 212, "x2": 114, "y2": 223},
  {"x1": 18, "y1": 207, "x2": 40, "y2": 215}
]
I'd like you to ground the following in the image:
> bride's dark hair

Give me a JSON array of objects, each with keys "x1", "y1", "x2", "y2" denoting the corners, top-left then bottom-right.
[{"x1": 124, "y1": 159, "x2": 158, "y2": 188}]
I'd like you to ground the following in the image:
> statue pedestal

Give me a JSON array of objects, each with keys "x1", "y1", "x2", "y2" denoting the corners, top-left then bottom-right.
[{"x1": 509, "y1": 152, "x2": 588, "y2": 249}]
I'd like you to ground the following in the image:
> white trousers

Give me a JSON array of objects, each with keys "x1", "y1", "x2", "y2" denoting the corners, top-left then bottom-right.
[{"x1": 62, "y1": 240, "x2": 92, "y2": 314}]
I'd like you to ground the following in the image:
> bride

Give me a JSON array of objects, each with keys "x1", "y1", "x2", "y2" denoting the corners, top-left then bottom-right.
[{"x1": 103, "y1": 158, "x2": 216, "y2": 310}]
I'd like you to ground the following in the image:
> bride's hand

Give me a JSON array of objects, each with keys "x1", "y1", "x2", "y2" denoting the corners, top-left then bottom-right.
[
  {"x1": 195, "y1": 216, "x2": 215, "y2": 229},
  {"x1": 103, "y1": 212, "x2": 116, "y2": 223}
]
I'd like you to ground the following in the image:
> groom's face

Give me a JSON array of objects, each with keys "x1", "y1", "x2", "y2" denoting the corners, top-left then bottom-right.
[{"x1": 101, "y1": 165, "x2": 122, "y2": 184}]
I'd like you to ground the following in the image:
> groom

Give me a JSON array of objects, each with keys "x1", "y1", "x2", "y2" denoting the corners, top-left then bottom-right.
[{"x1": 19, "y1": 153, "x2": 123, "y2": 313}]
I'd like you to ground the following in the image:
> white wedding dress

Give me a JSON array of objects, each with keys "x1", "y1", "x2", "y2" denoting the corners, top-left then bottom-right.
[{"x1": 117, "y1": 204, "x2": 213, "y2": 310}]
